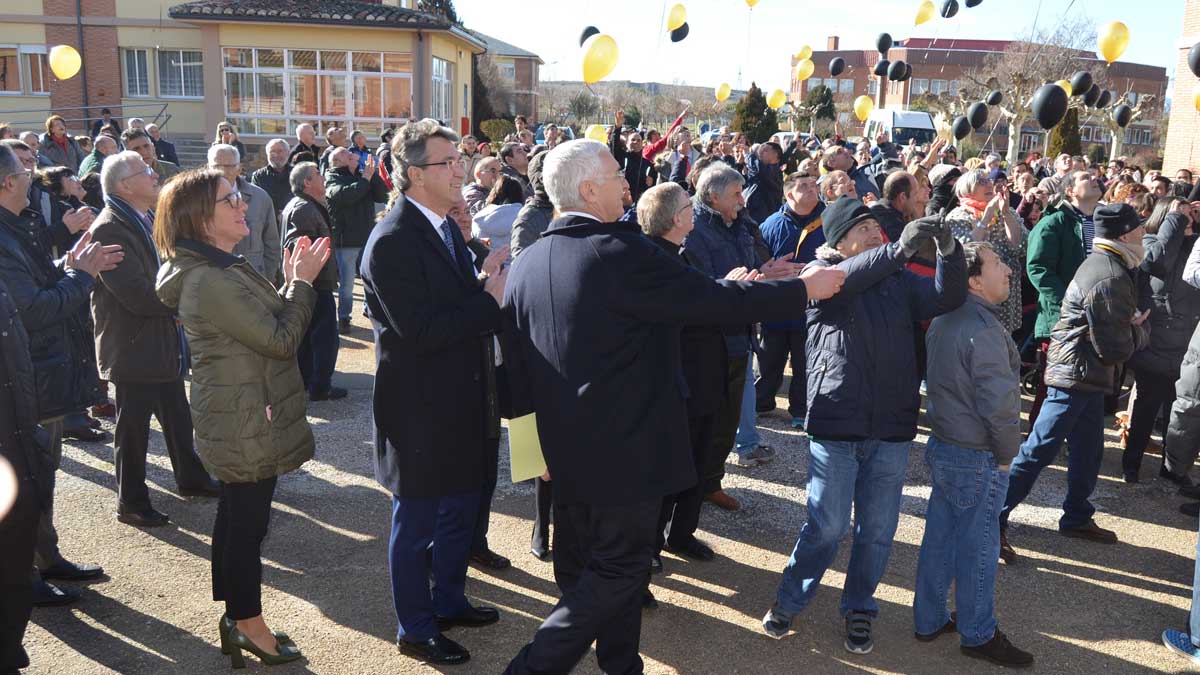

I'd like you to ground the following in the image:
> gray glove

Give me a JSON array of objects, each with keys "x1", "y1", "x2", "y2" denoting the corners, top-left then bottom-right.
[
  {"x1": 934, "y1": 220, "x2": 957, "y2": 256},
  {"x1": 898, "y1": 215, "x2": 942, "y2": 258}
]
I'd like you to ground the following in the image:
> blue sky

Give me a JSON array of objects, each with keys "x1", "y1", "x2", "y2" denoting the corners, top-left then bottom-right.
[{"x1": 457, "y1": 0, "x2": 1184, "y2": 90}]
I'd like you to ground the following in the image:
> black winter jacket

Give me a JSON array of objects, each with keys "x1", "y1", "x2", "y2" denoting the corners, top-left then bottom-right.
[
  {"x1": 324, "y1": 167, "x2": 389, "y2": 248},
  {"x1": 1130, "y1": 213, "x2": 1200, "y2": 379}
]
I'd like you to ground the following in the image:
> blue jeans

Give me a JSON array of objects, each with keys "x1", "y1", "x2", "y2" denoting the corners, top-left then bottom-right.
[
  {"x1": 334, "y1": 247, "x2": 361, "y2": 321},
  {"x1": 1001, "y1": 386, "x2": 1104, "y2": 530},
  {"x1": 913, "y1": 438, "x2": 1009, "y2": 647},
  {"x1": 775, "y1": 438, "x2": 910, "y2": 617},
  {"x1": 1192, "y1": 512, "x2": 1200, "y2": 646},
  {"x1": 734, "y1": 356, "x2": 760, "y2": 456}
]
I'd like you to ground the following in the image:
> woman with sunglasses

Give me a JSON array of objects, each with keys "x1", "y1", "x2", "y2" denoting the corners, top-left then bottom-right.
[
  {"x1": 154, "y1": 169, "x2": 330, "y2": 668},
  {"x1": 212, "y1": 122, "x2": 247, "y2": 168}
]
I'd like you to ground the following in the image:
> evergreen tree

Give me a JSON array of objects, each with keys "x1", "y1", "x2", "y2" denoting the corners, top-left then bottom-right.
[
  {"x1": 417, "y1": 0, "x2": 459, "y2": 23},
  {"x1": 1047, "y1": 106, "x2": 1082, "y2": 158},
  {"x1": 793, "y1": 84, "x2": 835, "y2": 131},
  {"x1": 471, "y1": 55, "x2": 498, "y2": 138},
  {"x1": 731, "y1": 83, "x2": 778, "y2": 144},
  {"x1": 623, "y1": 105, "x2": 642, "y2": 128}
]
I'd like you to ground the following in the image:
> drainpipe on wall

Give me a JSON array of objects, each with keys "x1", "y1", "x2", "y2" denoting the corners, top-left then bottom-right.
[{"x1": 75, "y1": 0, "x2": 91, "y2": 117}]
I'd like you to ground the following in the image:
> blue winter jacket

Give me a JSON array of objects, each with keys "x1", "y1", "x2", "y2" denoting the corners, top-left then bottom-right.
[
  {"x1": 805, "y1": 240, "x2": 967, "y2": 441},
  {"x1": 759, "y1": 202, "x2": 825, "y2": 330},
  {"x1": 682, "y1": 202, "x2": 766, "y2": 355}
]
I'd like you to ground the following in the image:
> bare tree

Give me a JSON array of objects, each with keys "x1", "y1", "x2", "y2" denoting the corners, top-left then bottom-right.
[
  {"x1": 1081, "y1": 87, "x2": 1161, "y2": 159},
  {"x1": 567, "y1": 91, "x2": 599, "y2": 124},
  {"x1": 475, "y1": 54, "x2": 514, "y2": 117}
]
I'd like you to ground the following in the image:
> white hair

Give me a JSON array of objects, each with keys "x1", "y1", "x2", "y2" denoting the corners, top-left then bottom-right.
[
  {"x1": 296, "y1": 123, "x2": 314, "y2": 140},
  {"x1": 543, "y1": 139, "x2": 609, "y2": 212},
  {"x1": 695, "y1": 163, "x2": 745, "y2": 206},
  {"x1": 100, "y1": 150, "x2": 146, "y2": 198},
  {"x1": 18, "y1": 131, "x2": 37, "y2": 143},
  {"x1": 955, "y1": 168, "x2": 988, "y2": 198},
  {"x1": 208, "y1": 143, "x2": 241, "y2": 164},
  {"x1": 94, "y1": 135, "x2": 117, "y2": 151},
  {"x1": 266, "y1": 138, "x2": 289, "y2": 153}
]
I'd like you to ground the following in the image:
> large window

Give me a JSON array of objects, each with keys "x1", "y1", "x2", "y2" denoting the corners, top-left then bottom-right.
[
  {"x1": 123, "y1": 49, "x2": 149, "y2": 97},
  {"x1": 911, "y1": 79, "x2": 929, "y2": 95},
  {"x1": 158, "y1": 49, "x2": 203, "y2": 97},
  {"x1": 838, "y1": 79, "x2": 854, "y2": 95},
  {"x1": 0, "y1": 45, "x2": 49, "y2": 95},
  {"x1": 431, "y1": 57, "x2": 454, "y2": 122},
  {"x1": 224, "y1": 47, "x2": 413, "y2": 136}
]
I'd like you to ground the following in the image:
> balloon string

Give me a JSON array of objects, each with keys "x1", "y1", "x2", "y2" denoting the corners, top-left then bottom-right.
[{"x1": 653, "y1": 0, "x2": 668, "y2": 80}]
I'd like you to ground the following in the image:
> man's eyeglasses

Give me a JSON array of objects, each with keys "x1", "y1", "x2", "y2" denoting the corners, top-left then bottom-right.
[
  {"x1": 216, "y1": 191, "x2": 244, "y2": 209},
  {"x1": 2, "y1": 168, "x2": 33, "y2": 183},
  {"x1": 414, "y1": 156, "x2": 466, "y2": 171}
]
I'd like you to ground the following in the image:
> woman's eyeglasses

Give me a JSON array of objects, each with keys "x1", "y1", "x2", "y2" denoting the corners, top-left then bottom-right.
[{"x1": 216, "y1": 191, "x2": 244, "y2": 209}]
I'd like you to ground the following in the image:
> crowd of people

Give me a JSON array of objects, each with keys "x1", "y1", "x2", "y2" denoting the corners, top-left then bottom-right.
[{"x1": 2, "y1": 103, "x2": 1200, "y2": 674}]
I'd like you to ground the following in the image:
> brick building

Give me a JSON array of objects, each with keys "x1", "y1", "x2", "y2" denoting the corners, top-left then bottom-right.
[
  {"x1": 793, "y1": 36, "x2": 1167, "y2": 158},
  {"x1": 1164, "y1": 0, "x2": 1200, "y2": 174},
  {"x1": 472, "y1": 31, "x2": 542, "y2": 122}
]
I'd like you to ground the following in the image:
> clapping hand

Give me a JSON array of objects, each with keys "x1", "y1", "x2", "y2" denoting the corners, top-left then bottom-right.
[
  {"x1": 724, "y1": 266, "x2": 763, "y2": 282},
  {"x1": 758, "y1": 253, "x2": 805, "y2": 280},
  {"x1": 482, "y1": 245, "x2": 510, "y2": 278},
  {"x1": 65, "y1": 230, "x2": 123, "y2": 276},
  {"x1": 362, "y1": 154, "x2": 377, "y2": 180},
  {"x1": 284, "y1": 236, "x2": 332, "y2": 285},
  {"x1": 63, "y1": 206, "x2": 95, "y2": 234}
]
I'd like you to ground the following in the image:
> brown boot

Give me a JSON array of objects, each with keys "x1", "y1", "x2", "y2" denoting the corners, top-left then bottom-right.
[
  {"x1": 999, "y1": 529, "x2": 1017, "y2": 564},
  {"x1": 705, "y1": 490, "x2": 740, "y2": 511},
  {"x1": 1059, "y1": 519, "x2": 1117, "y2": 544}
]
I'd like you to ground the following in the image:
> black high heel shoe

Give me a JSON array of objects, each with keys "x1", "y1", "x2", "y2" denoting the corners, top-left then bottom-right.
[
  {"x1": 218, "y1": 615, "x2": 294, "y2": 655},
  {"x1": 222, "y1": 623, "x2": 302, "y2": 668}
]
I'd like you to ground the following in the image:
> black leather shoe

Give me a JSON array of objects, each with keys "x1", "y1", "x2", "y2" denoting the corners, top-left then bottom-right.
[
  {"x1": 40, "y1": 559, "x2": 104, "y2": 582},
  {"x1": 1161, "y1": 466, "x2": 1196, "y2": 489},
  {"x1": 309, "y1": 387, "x2": 348, "y2": 401},
  {"x1": 32, "y1": 580, "x2": 79, "y2": 607},
  {"x1": 398, "y1": 634, "x2": 470, "y2": 666},
  {"x1": 63, "y1": 426, "x2": 107, "y2": 442},
  {"x1": 530, "y1": 547, "x2": 551, "y2": 561},
  {"x1": 665, "y1": 538, "x2": 716, "y2": 561},
  {"x1": 178, "y1": 479, "x2": 220, "y2": 498},
  {"x1": 117, "y1": 507, "x2": 170, "y2": 527},
  {"x1": 1182, "y1": 501, "x2": 1200, "y2": 518},
  {"x1": 436, "y1": 605, "x2": 499, "y2": 631},
  {"x1": 642, "y1": 590, "x2": 658, "y2": 610},
  {"x1": 650, "y1": 554, "x2": 663, "y2": 575},
  {"x1": 469, "y1": 549, "x2": 511, "y2": 571}
]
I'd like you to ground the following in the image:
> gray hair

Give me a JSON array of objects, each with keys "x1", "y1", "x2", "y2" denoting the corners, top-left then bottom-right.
[
  {"x1": 543, "y1": 139, "x2": 609, "y2": 212},
  {"x1": 954, "y1": 168, "x2": 989, "y2": 199},
  {"x1": 265, "y1": 138, "x2": 289, "y2": 153},
  {"x1": 94, "y1": 135, "x2": 117, "y2": 153},
  {"x1": 18, "y1": 131, "x2": 37, "y2": 144},
  {"x1": 0, "y1": 144, "x2": 22, "y2": 185},
  {"x1": 391, "y1": 118, "x2": 460, "y2": 192},
  {"x1": 207, "y1": 143, "x2": 240, "y2": 165},
  {"x1": 128, "y1": 117, "x2": 145, "y2": 128},
  {"x1": 295, "y1": 123, "x2": 314, "y2": 140},
  {"x1": 637, "y1": 183, "x2": 690, "y2": 238},
  {"x1": 145, "y1": 123, "x2": 159, "y2": 133},
  {"x1": 474, "y1": 156, "x2": 500, "y2": 180},
  {"x1": 695, "y1": 163, "x2": 745, "y2": 206},
  {"x1": 289, "y1": 161, "x2": 319, "y2": 196},
  {"x1": 100, "y1": 150, "x2": 146, "y2": 198}
]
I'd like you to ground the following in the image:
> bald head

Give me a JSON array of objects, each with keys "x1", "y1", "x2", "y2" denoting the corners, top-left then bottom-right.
[
  {"x1": 95, "y1": 136, "x2": 118, "y2": 156},
  {"x1": 330, "y1": 147, "x2": 355, "y2": 170}
]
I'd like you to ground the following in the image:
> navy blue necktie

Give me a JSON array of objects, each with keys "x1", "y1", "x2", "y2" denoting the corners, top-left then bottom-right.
[{"x1": 439, "y1": 219, "x2": 459, "y2": 261}]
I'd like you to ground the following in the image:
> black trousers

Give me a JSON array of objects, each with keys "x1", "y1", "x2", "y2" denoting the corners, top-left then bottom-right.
[
  {"x1": 298, "y1": 290, "x2": 339, "y2": 396},
  {"x1": 530, "y1": 477, "x2": 553, "y2": 557},
  {"x1": 504, "y1": 498, "x2": 659, "y2": 675},
  {"x1": 113, "y1": 379, "x2": 210, "y2": 511},
  {"x1": 657, "y1": 412, "x2": 715, "y2": 552},
  {"x1": 211, "y1": 476, "x2": 277, "y2": 621},
  {"x1": 702, "y1": 353, "x2": 748, "y2": 494},
  {"x1": 471, "y1": 436, "x2": 500, "y2": 554},
  {"x1": 755, "y1": 327, "x2": 806, "y2": 418},
  {"x1": 1123, "y1": 370, "x2": 1176, "y2": 476},
  {"x1": 0, "y1": 447, "x2": 39, "y2": 672}
]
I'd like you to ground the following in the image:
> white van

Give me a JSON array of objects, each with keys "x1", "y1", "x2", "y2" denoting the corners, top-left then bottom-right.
[{"x1": 863, "y1": 109, "x2": 937, "y2": 146}]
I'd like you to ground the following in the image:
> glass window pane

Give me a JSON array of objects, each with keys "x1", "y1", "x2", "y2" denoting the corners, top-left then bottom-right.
[
  {"x1": 289, "y1": 74, "x2": 318, "y2": 116},
  {"x1": 383, "y1": 77, "x2": 412, "y2": 120},
  {"x1": 259, "y1": 117, "x2": 288, "y2": 136},
  {"x1": 226, "y1": 72, "x2": 255, "y2": 114},
  {"x1": 319, "y1": 51, "x2": 347, "y2": 71},
  {"x1": 182, "y1": 52, "x2": 204, "y2": 96},
  {"x1": 352, "y1": 121, "x2": 382, "y2": 138},
  {"x1": 353, "y1": 75, "x2": 382, "y2": 118},
  {"x1": 289, "y1": 50, "x2": 316, "y2": 70},
  {"x1": 352, "y1": 52, "x2": 381, "y2": 72},
  {"x1": 224, "y1": 48, "x2": 253, "y2": 68},
  {"x1": 0, "y1": 48, "x2": 20, "y2": 92},
  {"x1": 256, "y1": 49, "x2": 283, "y2": 69},
  {"x1": 27, "y1": 54, "x2": 47, "y2": 94},
  {"x1": 233, "y1": 118, "x2": 258, "y2": 135},
  {"x1": 383, "y1": 53, "x2": 413, "y2": 73},
  {"x1": 158, "y1": 50, "x2": 182, "y2": 96},
  {"x1": 256, "y1": 73, "x2": 284, "y2": 115},
  {"x1": 838, "y1": 79, "x2": 853, "y2": 95},
  {"x1": 319, "y1": 75, "x2": 346, "y2": 116}
]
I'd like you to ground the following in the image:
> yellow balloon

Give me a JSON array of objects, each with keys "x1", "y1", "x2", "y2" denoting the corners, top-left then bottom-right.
[
  {"x1": 1097, "y1": 21, "x2": 1130, "y2": 64},
  {"x1": 667, "y1": 4, "x2": 688, "y2": 31},
  {"x1": 584, "y1": 124, "x2": 608, "y2": 143},
  {"x1": 582, "y1": 34, "x2": 619, "y2": 85},
  {"x1": 48, "y1": 45, "x2": 81, "y2": 80},
  {"x1": 794, "y1": 58, "x2": 815, "y2": 82},
  {"x1": 715, "y1": 82, "x2": 732, "y2": 103},
  {"x1": 1056, "y1": 80, "x2": 1073, "y2": 97},
  {"x1": 745, "y1": 0, "x2": 760, "y2": 7},
  {"x1": 914, "y1": 0, "x2": 936, "y2": 26},
  {"x1": 794, "y1": 45, "x2": 812, "y2": 61},
  {"x1": 1193, "y1": 91, "x2": 1200, "y2": 113},
  {"x1": 768, "y1": 89, "x2": 788, "y2": 110},
  {"x1": 853, "y1": 95, "x2": 874, "y2": 122}
]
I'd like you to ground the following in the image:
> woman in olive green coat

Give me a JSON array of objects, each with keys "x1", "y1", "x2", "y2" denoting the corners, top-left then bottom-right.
[{"x1": 154, "y1": 168, "x2": 331, "y2": 669}]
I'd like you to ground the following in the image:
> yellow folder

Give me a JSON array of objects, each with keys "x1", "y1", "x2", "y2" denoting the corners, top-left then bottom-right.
[{"x1": 507, "y1": 413, "x2": 547, "y2": 483}]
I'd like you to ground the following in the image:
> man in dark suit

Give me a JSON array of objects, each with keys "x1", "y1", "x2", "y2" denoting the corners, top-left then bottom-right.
[
  {"x1": 360, "y1": 119, "x2": 509, "y2": 667},
  {"x1": 502, "y1": 139, "x2": 846, "y2": 675},
  {"x1": 146, "y1": 124, "x2": 178, "y2": 167}
]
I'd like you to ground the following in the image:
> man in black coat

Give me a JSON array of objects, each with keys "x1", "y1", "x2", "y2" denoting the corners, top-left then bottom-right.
[
  {"x1": 360, "y1": 119, "x2": 509, "y2": 667},
  {"x1": 146, "y1": 124, "x2": 178, "y2": 167},
  {"x1": 501, "y1": 139, "x2": 846, "y2": 675}
]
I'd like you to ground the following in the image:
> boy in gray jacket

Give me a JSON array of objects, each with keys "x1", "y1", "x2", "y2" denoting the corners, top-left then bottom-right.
[{"x1": 914, "y1": 242, "x2": 1033, "y2": 669}]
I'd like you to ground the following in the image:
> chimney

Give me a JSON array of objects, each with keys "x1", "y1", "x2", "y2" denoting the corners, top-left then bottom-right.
[{"x1": 827, "y1": 36, "x2": 839, "y2": 51}]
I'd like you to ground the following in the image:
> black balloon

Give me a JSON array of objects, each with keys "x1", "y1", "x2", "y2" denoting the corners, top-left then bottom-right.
[
  {"x1": 965, "y1": 0, "x2": 983, "y2": 6},
  {"x1": 1031, "y1": 82, "x2": 1069, "y2": 130},
  {"x1": 874, "y1": 59, "x2": 890, "y2": 77},
  {"x1": 670, "y1": 22, "x2": 689, "y2": 42},
  {"x1": 985, "y1": 90, "x2": 1003, "y2": 106},
  {"x1": 941, "y1": 0, "x2": 959, "y2": 18},
  {"x1": 1112, "y1": 103, "x2": 1133, "y2": 128},
  {"x1": 877, "y1": 33, "x2": 893, "y2": 55},
  {"x1": 1189, "y1": 42, "x2": 1200, "y2": 79},
  {"x1": 1095, "y1": 89, "x2": 1113, "y2": 109},
  {"x1": 967, "y1": 101, "x2": 988, "y2": 130},
  {"x1": 902, "y1": 63, "x2": 913, "y2": 81},
  {"x1": 888, "y1": 60, "x2": 907, "y2": 81},
  {"x1": 1083, "y1": 83, "x2": 1100, "y2": 107},
  {"x1": 829, "y1": 56, "x2": 846, "y2": 77},
  {"x1": 952, "y1": 116, "x2": 972, "y2": 140},
  {"x1": 579, "y1": 26, "x2": 600, "y2": 47},
  {"x1": 1069, "y1": 71, "x2": 1093, "y2": 98}
]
